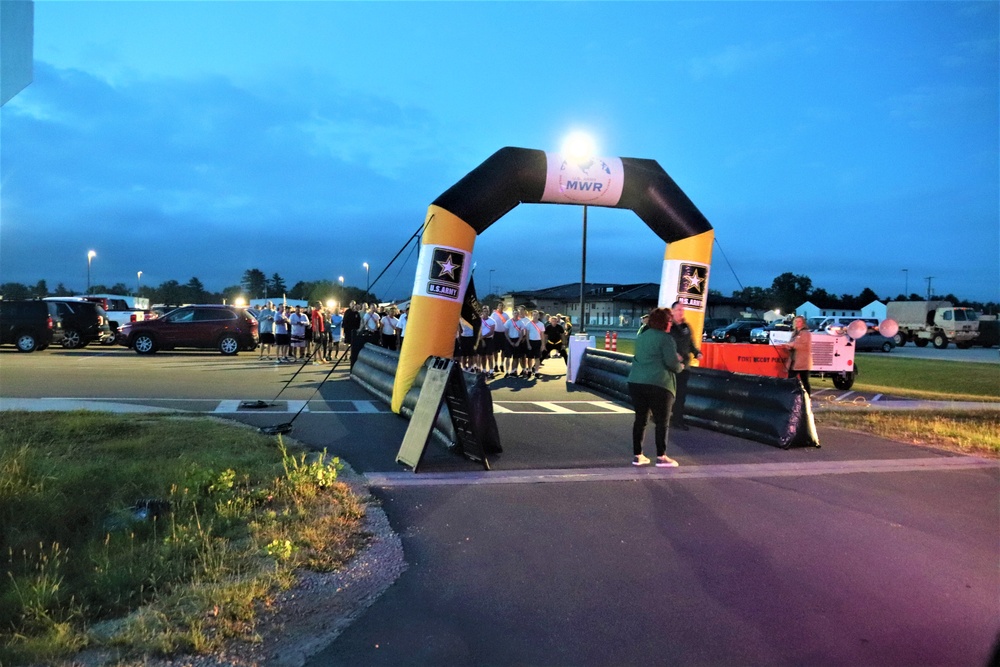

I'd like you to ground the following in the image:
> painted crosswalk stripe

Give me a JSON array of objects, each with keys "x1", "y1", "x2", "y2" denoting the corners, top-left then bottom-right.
[
  {"x1": 214, "y1": 400, "x2": 241, "y2": 413},
  {"x1": 352, "y1": 401, "x2": 381, "y2": 413},
  {"x1": 592, "y1": 401, "x2": 633, "y2": 413},
  {"x1": 534, "y1": 402, "x2": 577, "y2": 414},
  {"x1": 286, "y1": 400, "x2": 309, "y2": 413}
]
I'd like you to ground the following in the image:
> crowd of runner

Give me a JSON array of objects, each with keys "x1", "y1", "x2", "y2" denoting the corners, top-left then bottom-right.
[{"x1": 250, "y1": 300, "x2": 574, "y2": 378}]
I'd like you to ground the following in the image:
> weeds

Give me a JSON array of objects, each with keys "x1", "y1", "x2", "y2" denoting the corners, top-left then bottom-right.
[
  {"x1": 0, "y1": 412, "x2": 364, "y2": 664},
  {"x1": 816, "y1": 409, "x2": 1000, "y2": 457}
]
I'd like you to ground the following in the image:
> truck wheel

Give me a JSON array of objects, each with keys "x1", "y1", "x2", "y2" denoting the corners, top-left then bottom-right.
[
  {"x1": 881, "y1": 342, "x2": 893, "y2": 353},
  {"x1": 832, "y1": 372, "x2": 855, "y2": 390},
  {"x1": 915, "y1": 339, "x2": 929, "y2": 348},
  {"x1": 218, "y1": 335, "x2": 240, "y2": 355},
  {"x1": 15, "y1": 333, "x2": 39, "y2": 353},
  {"x1": 893, "y1": 333, "x2": 906, "y2": 347},
  {"x1": 133, "y1": 334, "x2": 157, "y2": 354},
  {"x1": 62, "y1": 329, "x2": 82, "y2": 349},
  {"x1": 932, "y1": 333, "x2": 948, "y2": 349}
]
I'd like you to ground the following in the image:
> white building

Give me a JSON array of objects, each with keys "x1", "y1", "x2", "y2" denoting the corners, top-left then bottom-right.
[{"x1": 795, "y1": 300, "x2": 886, "y2": 321}]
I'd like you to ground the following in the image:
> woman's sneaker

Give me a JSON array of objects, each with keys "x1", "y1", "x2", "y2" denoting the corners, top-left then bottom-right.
[
  {"x1": 632, "y1": 454, "x2": 651, "y2": 466},
  {"x1": 655, "y1": 456, "x2": 679, "y2": 468}
]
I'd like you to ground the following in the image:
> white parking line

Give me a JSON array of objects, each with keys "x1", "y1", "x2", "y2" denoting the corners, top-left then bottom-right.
[
  {"x1": 352, "y1": 401, "x2": 381, "y2": 413},
  {"x1": 214, "y1": 400, "x2": 242, "y2": 413},
  {"x1": 534, "y1": 401, "x2": 577, "y2": 414}
]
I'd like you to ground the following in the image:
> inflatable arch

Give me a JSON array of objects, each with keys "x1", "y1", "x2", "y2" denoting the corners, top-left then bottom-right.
[{"x1": 391, "y1": 146, "x2": 714, "y2": 413}]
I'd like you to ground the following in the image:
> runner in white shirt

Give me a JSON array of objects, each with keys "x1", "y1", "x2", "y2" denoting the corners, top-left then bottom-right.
[
  {"x1": 379, "y1": 308, "x2": 399, "y2": 350},
  {"x1": 523, "y1": 310, "x2": 546, "y2": 378},
  {"x1": 504, "y1": 308, "x2": 527, "y2": 377},
  {"x1": 490, "y1": 303, "x2": 510, "y2": 375},
  {"x1": 477, "y1": 305, "x2": 496, "y2": 377}
]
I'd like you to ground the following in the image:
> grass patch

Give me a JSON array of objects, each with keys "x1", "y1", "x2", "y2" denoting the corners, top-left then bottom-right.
[
  {"x1": 815, "y1": 409, "x2": 1000, "y2": 457},
  {"x1": 0, "y1": 412, "x2": 365, "y2": 664},
  {"x1": 850, "y1": 356, "x2": 999, "y2": 401}
]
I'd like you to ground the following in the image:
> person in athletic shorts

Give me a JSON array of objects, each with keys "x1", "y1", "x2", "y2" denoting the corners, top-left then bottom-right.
[
  {"x1": 257, "y1": 302, "x2": 276, "y2": 360},
  {"x1": 478, "y1": 305, "x2": 495, "y2": 377},
  {"x1": 523, "y1": 310, "x2": 546, "y2": 378},
  {"x1": 489, "y1": 303, "x2": 508, "y2": 375},
  {"x1": 504, "y1": 307, "x2": 527, "y2": 377},
  {"x1": 273, "y1": 305, "x2": 291, "y2": 363}
]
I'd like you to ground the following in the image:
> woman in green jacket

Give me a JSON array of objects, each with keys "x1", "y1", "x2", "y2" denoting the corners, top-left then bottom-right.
[{"x1": 627, "y1": 308, "x2": 684, "y2": 467}]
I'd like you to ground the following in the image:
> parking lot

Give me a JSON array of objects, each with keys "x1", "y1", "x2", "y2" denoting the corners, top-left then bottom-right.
[{"x1": 2, "y1": 344, "x2": 998, "y2": 665}]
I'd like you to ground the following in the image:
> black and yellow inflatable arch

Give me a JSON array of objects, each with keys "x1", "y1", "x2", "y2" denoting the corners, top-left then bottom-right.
[{"x1": 391, "y1": 146, "x2": 714, "y2": 413}]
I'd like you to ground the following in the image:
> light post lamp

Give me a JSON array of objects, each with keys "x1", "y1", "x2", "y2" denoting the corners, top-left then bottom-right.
[
  {"x1": 563, "y1": 131, "x2": 596, "y2": 333},
  {"x1": 363, "y1": 262, "x2": 370, "y2": 297},
  {"x1": 87, "y1": 250, "x2": 97, "y2": 294},
  {"x1": 136, "y1": 270, "x2": 142, "y2": 296}
]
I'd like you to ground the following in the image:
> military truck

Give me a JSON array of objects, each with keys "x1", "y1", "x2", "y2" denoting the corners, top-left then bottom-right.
[
  {"x1": 885, "y1": 300, "x2": 979, "y2": 349},
  {"x1": 971, "y1": 315, "x2": 997, "y2": 348}
]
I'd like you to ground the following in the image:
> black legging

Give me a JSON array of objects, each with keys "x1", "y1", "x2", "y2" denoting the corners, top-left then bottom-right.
[
  {"x1": 628, "y1": 382, "x2": 675, "y2": 457},
  {"x1": 671, "y1": 369, "x2": 690, "y2": 425},
  {"x1": 792, "y1": 369, "x2": 812, "y2": 394}
]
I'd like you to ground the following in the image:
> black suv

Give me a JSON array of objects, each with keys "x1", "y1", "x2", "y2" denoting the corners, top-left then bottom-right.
[
  {"x1": 0, "y1": 300, "x2": 64, "y2": 352},
  {"x1": 45, "y1": 299, "x2": 114, "y2": 349},
  {"x1": 711, "y1": 319, "x2": 767, "y2": 343}
]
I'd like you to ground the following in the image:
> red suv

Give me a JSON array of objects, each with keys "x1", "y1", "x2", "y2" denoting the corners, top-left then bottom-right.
[{"x1": 118, "y1": 305, "x2": 258, "y2": 355}]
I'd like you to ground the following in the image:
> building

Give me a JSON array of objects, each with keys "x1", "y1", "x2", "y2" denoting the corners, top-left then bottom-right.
[
  {"x1": 500, "y1": 283, "x2": 763, "y2": 329},
  {"x1": 795, "y1": 300, "x2": 886, "y2": 322},
  {"x1": 502, "y1": 282, "x2": 659, "y2": 328}
]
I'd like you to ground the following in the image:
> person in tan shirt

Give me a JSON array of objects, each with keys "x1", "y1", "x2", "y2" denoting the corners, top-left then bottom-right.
[{"x1": 783, "y1": 315, "x2": 813, "y2": 394}]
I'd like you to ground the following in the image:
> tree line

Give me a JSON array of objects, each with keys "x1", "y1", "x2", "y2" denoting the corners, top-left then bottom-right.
[
  {"x1": 717, "y1": 272, "x2": 997, "y2": 315},
  {"x1": 0, "y1": 269, "x2": 377, "y2": 308},
  {"x1": 1, "y1": 270, "x2": 994, "y2": 314}
]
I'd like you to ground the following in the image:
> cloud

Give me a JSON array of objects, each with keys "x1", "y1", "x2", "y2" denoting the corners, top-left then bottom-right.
[
  {"x1": 688, "y1": 41, "x2": 788, "y2": 80},
  {"x1": 0, "y1": 62, "x2": 459, "y2": 292}
]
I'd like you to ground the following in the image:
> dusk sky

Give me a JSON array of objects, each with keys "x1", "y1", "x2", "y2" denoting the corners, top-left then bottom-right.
[{"x1": 1, "y1": 1, "x2": 997, "y2": 303}]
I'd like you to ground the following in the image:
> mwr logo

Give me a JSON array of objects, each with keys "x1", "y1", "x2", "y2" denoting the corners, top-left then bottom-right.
[
  {"x1": 558, "y1": 157, "x2": 616, "y2": 203},
  {"x1": 425, "y1": 248, "x2": 463, "y2": 300},
  {"x1": 542, "y1": 153, "x2": 623, "y2": 206},
  {"x1": 676, "y1": 263, "x2": 708, "y2": 307}
]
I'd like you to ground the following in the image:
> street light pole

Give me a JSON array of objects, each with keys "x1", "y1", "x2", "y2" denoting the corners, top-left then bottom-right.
[
  {"x1": 87, "y1": 250, "x2": 96, "y2": 294},
  {"x1": 363, "y1": 262, "x2": 370, "y2": 298},
  {"x1": 562, "y1": 130, "x2": 596, "y2": 334},
  {"x1": 579, "y1": 205, "x2": 588, "y2": 333},
  {"x1": 137, "y1": 270, "x2": 142, "y2": 296}
]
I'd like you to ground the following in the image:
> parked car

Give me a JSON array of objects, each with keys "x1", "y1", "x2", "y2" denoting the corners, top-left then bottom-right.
[
  {"x1": 702, "y1": 318, "x2": 730, "y2": 341},
  {"x1": 44, "y1": 298, "x2": 114, "y2": 349},
  {"x1": 851, "y1": 327, "x2": 896, "y2": 353},
  {"x1": 118, "y1": 304, "x2": 258, "y2": 355},
  {"x1": 750, "y1": 322, "x2": 792, "y2": 344},
  {"x1": 711, "y1": 319, "x2": 766, "y2": 343},
  {"x1": 0, "y1": 300, "x2": 64, "y2": 352}
]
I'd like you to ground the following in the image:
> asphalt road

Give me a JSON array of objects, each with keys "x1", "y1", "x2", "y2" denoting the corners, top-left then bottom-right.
[{"x1": 1, "y1": 347, "x2": 997, "y2": 665}]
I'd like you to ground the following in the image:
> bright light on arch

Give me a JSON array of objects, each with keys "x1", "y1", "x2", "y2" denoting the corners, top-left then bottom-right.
[{"x1": 561, "y1": 131, "x2": 597, "y2": 160}]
